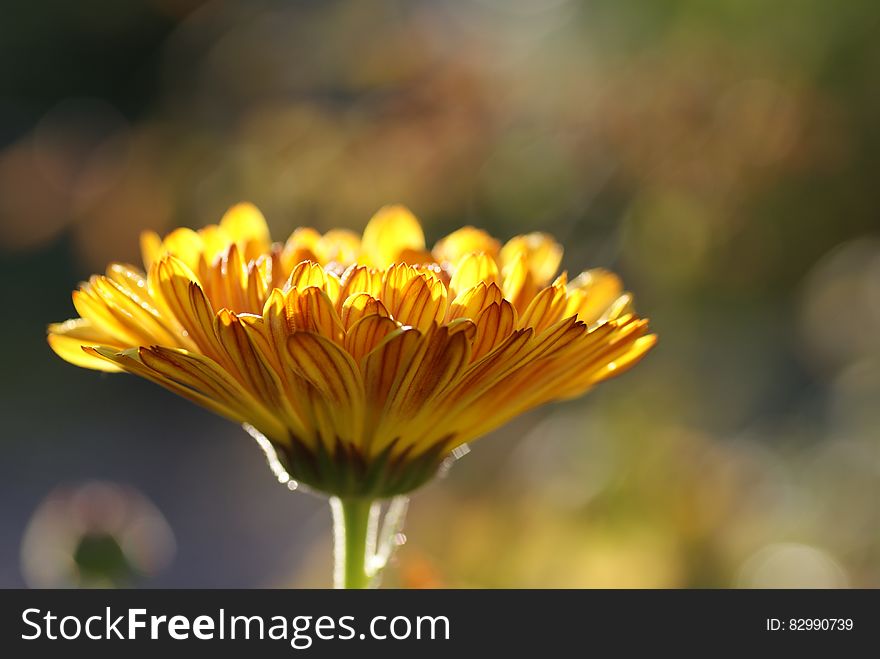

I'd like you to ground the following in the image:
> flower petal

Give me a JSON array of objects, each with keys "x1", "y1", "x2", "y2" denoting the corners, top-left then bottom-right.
[
  {"x1": 338, "y1": 265, "x2": 383, "y2": 307},
  {"x1": 361, "y1": 205, "x2": 425, "y2": 268},
  {"x1": 393, "y1": 274, "x2": 448, "y2": 332},
  {"x1": 317, "y1": 229, "x2": 361, "y2": 264},
  {"x1": 345, "y1": 314, "x2": 399, "y2": 363},
  {"x1": 284, "y1": 286, "x2": 344, "y2": 342},
  {"x1": 160, "y1": 227, "x2": 204, "y2": 272},
  {"x1": 517, "y1": 280, "x2": 569, "y2": 333},
  {"x1": 340, "y1": 293, "x2": 391, "y2": 330},
  {"x1": 281, "y1": 227, "x2": 321, "y2": 271},
  {"x1": 470, "y1": 300, "x2": 517, "y2": 361},
  {"x1": 214, "y1": 309, "x2": 286, "y2": 410},
  {"x1": 47, "y1": 318, "x2": 124, "y2": 372},
  {"x1": 373, "y1": 325, "x2": 471, "y2": 455},
  {"x1": 286, "y1": 332, "x2": 365, "y2": 443},
  {"x1": 500, "y1": 232, "x2": 563, "y2": 287},
  {"x1": 449, "y1": 252, "x2": 499, "y2": 297},
  {"x1": 448, "y1": 281, "x2": 503, "y2": 321},
  {"x1": 433, "y1": 226, "x2": 500, "y2": 264},
  {"x1": 564, "y1": 269, "x2": 624, "y2": 325},
  {"x1": 285, "y1": 260, "x2": 327, "y2": 291},
  {"x1": 361, "y1": 327, "x2": 423, "y2": 446},
  {"x1": 219, "y1": 202, "x2": 271, "y2": 252},
  {"x1": 139, "y1": 231, "x2": 162, "y2": 270},
  {"x1": 153, "y1": 256, "x2": 220, "y2": 357}
]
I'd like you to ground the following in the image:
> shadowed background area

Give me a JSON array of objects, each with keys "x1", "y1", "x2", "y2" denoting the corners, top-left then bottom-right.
[{"x1": 2, "y1": 0, "x2": 879, "y2": 587}]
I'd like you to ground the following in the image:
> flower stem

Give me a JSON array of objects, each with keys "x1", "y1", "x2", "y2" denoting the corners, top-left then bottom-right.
[{"x1": 330, "y1": 497, "x2": 376, "y2": 589}]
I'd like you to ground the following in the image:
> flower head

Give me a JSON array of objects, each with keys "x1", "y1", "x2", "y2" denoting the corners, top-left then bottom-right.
[{"x1": 49, "y1": 204, "x2": 655, "y2": 497}]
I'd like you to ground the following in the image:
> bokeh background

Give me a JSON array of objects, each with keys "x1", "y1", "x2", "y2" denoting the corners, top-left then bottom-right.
[{"x1": 2, "y1": 0, "x2": 879, "y2": 588}]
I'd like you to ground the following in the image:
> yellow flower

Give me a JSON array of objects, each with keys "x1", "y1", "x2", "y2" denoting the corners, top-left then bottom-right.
[{"x1": 48, "y1": 203, "x2": 656, "y2": 497}]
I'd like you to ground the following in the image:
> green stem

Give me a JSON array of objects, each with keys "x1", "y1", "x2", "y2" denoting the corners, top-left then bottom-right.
[{"x1": 330, "y1": 497, "x2": 376, "y2": 589}]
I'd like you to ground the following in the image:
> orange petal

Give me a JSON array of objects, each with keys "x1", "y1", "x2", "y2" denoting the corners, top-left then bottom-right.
[
  {"x1": 471, "y1": 300, "x2": 517, "y2": 361},
  {"x1": 90, "y1": 275, "x2": 178, "y2": 345},
  {"x1": 448, "y1": 281, "x2": 503, "y2": 321},
  {"x1": 387, "y1": 325, "x2": 470, "y2": 417},
  {"x1": 160, "y1": 227, "x2": 204, "y2": 272},
  {"x1": 285, "y1": 260, "x2": 327, "y2": 291},
  {"x1": 517, "y1": 280, "x2": 568, "y2": 333},
  {"x1": 213, "y1": 309, "x2": 284, "y2": 409},
  {"x1": 284, "y1": 286, "x2": 345, "y2": 343},
  {"x1": 286, "y1": 332, "x2": 365, "y2": 438},
  {"x1": 449, "y1": 252, "x2": 499, "y2": 297},
  {"x1": 372, "y1": 326, "x2": 471, "y2": 455},
  {"x1": 219, "y1": 202, "x2": 271, "y2": 249},
  {"x1": 344, "y1": 314, "x2": 399, "y2": 364},
  {"x1": 154, "y1": 256, "x2": 219, "y2": 356},
  {"x1": 72, "y1": 284, "x2": 142, "y2": 346},
  {"x1": 500, "y1": 233, "x2": 563, "y2": 287},
  {"x1": 361, "y1": 327, "x2": 422, "y2": 407},
  {"x1": 338, "y1": 265, "x2": 383, "y2": 308},
  {"x1": 281, "y1": 227, "x2": 321, "y2": 271},
  {"x1": 91, "y1": 346, "x2": 256, "y2": 427},
  {"x1": 317, "y1": 229, "x2": 361, "y2": 264},
  {"x1": 245, "y1": 255, "x2": 274, "y2": 314},
  {"x1": 433, "y1": 226, "x2": 500, "y2": 264},
  {"x1": 500, "y1": 251, "x2": 532, "y2": 311},
  {"x1": 393, "y1": 274, "x2": 448, "y2": 332},
  {"x1": 139, "y1": 231, "x2": 162, "y2": 270},
  {"x1": 47, "y1": 318, "x2": 124, "y2": 372},
  {"x1": 340, "y1": 293, "x2": 391, "y2": 331},
  {"x1": 361, "y1": 205, "x2": 425, "y2": 268},
  {"x1": 564, "y1": 269, "x2": 624, "y2": 325},
  {"x1": 380, "y1": 263, "x2": 420, "y2": 316}
]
